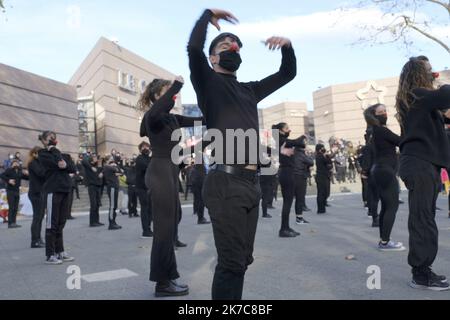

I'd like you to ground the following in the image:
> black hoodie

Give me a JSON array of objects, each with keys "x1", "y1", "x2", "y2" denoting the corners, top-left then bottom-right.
[
  {"x1": 38, "y1": 148, "x2": 75, "y2": 194},
  {"x1": 0, "y1": 166, "x2": 28, "y2": 193}
]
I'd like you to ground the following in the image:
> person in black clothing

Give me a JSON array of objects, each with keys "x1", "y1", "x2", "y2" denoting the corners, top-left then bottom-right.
[
  {"x1": 139, "y1": 76, "x2": 202, "y2": 297},
  {"x1": 0, "y1": 159, "x2": 28, "y2": 228},
  {"x1": 356, "y1": 144, "x2": 369, "y2": 208},
  {"x1": 67, "y1": 155, "x2": 78, "y2": 220},
  {"x1": 190, "y1": 152, "x2": 210, "y2": 225},
  {"x1": 396, "y1": 56, "x2": 450, "y2": 290},
  {"x1": 27, "y1": 147, "x2": 46, "y2": 248},
  {"x1": 82, "y1": 154, "x2": 104, "y2": 227},
  {"x1": 188, "y1": 8, "x2": 296, "y2": 300},
  {"x1": 125, "y1": 159, "x2": 138, "y2": 218},
  {"x1": 136, "y1": 141, "x2": 153, "y2": 238},
  {"x1": 260, "y1": 158, "x2": 276, "y2": 219},
  {"x1": 273, "y1": 123, "x2": 307, "y2": 237},
  {"x1": 103, "y1": 158, "x2": 124, "y2": 230},
  {"x1": 361, "y1": 129, "x2": 380, "y2": 226},
  {"x1": 315, "y1": 144, "x2": 333, "y2": 214},
  {"x1": 364, "y1": 104, "x2": 404, "y2": 251},
  {"x1": 293, "y1": 144, "x2": 314, "y2": 225},
  {"x1": 38, "y1": 131, "x2": 75, "y2": 265},
  {"x1": 182, "y1": 162, "x2": 194, "y2": 201}
]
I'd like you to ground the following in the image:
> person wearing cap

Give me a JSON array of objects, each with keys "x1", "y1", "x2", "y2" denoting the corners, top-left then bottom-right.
[
  {"x1": 0, "y1": 158, "x2": 28, "y2": 228},
  {"x1": 188, "y1": 9, "x2": 297, "y2": 300}
]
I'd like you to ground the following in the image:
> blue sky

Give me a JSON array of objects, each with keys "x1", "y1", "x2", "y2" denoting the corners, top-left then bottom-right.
[{"x1": 1, "y1": 0, "x2": 448, "y2": 109}]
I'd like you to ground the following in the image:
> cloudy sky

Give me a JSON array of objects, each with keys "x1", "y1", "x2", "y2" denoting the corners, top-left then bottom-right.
[{"x1": 1, "y1": 0, "x2": 448, "y2": 109}]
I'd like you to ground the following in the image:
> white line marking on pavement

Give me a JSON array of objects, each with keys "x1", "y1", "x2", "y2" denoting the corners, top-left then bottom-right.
[{"x1": 81, "y1": 269, "x2": 138, "y2": 283}]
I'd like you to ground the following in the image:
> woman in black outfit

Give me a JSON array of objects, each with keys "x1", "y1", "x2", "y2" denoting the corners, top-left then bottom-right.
[
  {"x1": 396, "y1": 56, "x2": 450, "y2": 291},
  {"x1": 139, "y1": 76, "x2": 202, "y2": 297},
  {"x1": 364, "y1": 104, "x2": 404, "y2": 251},
  {"x1": 273, "y1": 122, "x2": 307, "y2": 238},
  {"x1": 27, "y1": 146, "x2": 46, "y2": 248}
]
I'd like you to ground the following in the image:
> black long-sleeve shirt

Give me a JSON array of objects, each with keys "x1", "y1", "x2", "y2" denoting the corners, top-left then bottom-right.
[
  {"x1": 188, "y1": 9, "x2": 297, "y2": 165},
  {"x1": 81, "y1": 159, "x2": 103, "y2": 186},
  {"x1": 316, "y1": 153, "x2": 333, "y2": 177},
  {"x1": 103, "y1": 165, "x2": 122, "y2": 188},
  {"x1": 38, "y1": 148, "x2": 75, "y2": 193},
  {"x1": 400, "y1": 85, "x2": 450, "y2": 168},
  {"x1": 0, "y1": 167, "x2": 27, "y2": 193},
  {"x1": 125, "y1": 166, "x2": 137, "y2": 186},
  {"x1": 135, "y1": 154, "x2": 150, "y2": 190},
  {"x1": 140, "y1": 81, "x2": 203, "y2": 159},
  {"x1": 28, "y1": 159, "x2": 46, "y2": 195},
  {"x1": 278, "y1": 135, "x2": 306, "y2": 168},
  {"x1": 372, "y1": 125, "x2": 401, "y2": 169}
]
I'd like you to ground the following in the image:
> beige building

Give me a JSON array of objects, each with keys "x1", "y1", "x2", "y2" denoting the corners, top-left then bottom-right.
[
  {"x1": 69, "y1": 37, "x2": 182, "y2": 156},
  {"x1": 0, "y1": 63, "x2": 78, "y2": 163},
  {"x1": 259, "y1": 102, "x2": 310, "y2": 142},
  {"x1": 313, "y1": 70, "x2": 450, "y2": 146}
]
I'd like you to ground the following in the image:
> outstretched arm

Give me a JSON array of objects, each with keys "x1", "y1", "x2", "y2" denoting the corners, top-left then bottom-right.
[{"x1": 249, "y1": 37, "x2": 297, "y2": 103}]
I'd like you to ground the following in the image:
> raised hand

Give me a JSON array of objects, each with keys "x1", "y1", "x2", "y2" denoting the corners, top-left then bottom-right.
[
  {"x1": 280, "y1": 143, "x2": 294, "y2": 157},
  {"x1": 174, "y1": 75, "x2": 185, "y2": 84},
  {"x1": 209, "y1": 9, "x2": 239, "y2": 31},
  {"x1": 263, "y1": 37, "x2": 291, "y2": 50}
]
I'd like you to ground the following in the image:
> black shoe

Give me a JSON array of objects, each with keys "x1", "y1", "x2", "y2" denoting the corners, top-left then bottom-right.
[
  {"x1": 279, "y1": 230, "x2": 298, "y2": 238},
  {"x1": 428, "y1": 268, "x2": 448, "y2": 283},
  {"x1": 38, "y1": 239, "x2": 45, "y2": 246},
  {"x1": 288, "y1": 228, "x2": 300, "y2": 236},
  {"x1": 108, "y1": 223, "x2": 122, "y2": 230},
  {"x1": 317, "y1": 211, "x2": 326, "y2": 214},
  {"x1": 410, "y1": 270, "x2": 450, "y2": 291},
  {"x1": 175, "y1": 240, "x2": 187, "y2": 248},
  {"x1": 134, "y1": 214, "x2": 140, "y2": 217},
  {"x1": 90, "y1": 222, "x2": 103, "y2": 227},
  {"x1": 141, "y1": 230, "x2": 154, "y2": 238},
  {"x1": 120, "y1": 210, "x2": 128, "y2": 215},
  {"x1": 325, "y1": 203, "x2": 331, "y2": 207},
  {"x1": 399, "y1": 199, "x2": 405, "y2": 204},
  {"x1": 436, "y1": 206, "x2": 442, "y2": 211},
  {"x1": 302, "y1": 206, "x2": 311, "y2": 212},
  {"x1": 262, "y1": 214, "x2": 272, "y2": 219},
  {"x1": 296, "y1": 217, "x2": 309, "y2": 225},
  {"x1": 155, "y1": 281, "x2": 189, "y2": 297},
  {"x1": 267, "y1": 205, "x2": 275, "y2": 209},
  {"x1": 197, "y1": 218, "x2": 211, "y2": 225},
  {"x1": 67, "y1": 216, "x2": 75, "y2": 220},
  {"x1": 372, "y1": 219, "x2": 380, "y2": 228},
  {"x1": 8, "y1": 223, "x2": 21, "y2": 229},
  {"x1": 31, "y1": 241, "x2": 44, "y2": 248}
]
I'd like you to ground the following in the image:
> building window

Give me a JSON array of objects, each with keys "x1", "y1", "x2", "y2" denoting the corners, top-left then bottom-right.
[{"x1": 78, "y1": 99, "x2": 97, "y2": 154}]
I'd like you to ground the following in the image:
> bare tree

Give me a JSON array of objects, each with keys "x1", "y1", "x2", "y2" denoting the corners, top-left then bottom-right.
[{"x1": 348, "y1": 0, "x2": 449, "y2": 55}]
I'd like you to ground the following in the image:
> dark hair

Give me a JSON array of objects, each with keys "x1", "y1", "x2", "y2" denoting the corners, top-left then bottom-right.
[
  {"x1": 395, "y1": 56, "x2": 435, "y2": 130},
  {"x1": 137, "y1": 79, "x2": 171, "y2": 112},
  {"x1": 209, "y1": 32, "x2": 243, "y2": 55},
  {"x1": 138, "y1": 141, "x2": 150, "y2": 151},
  {"x1": 315, "y1": 144, "x2": 325, "y2": 152},
  {"x1": 38, "y1": 130, "x2": 55, "y2": 142},
  {"x1": 272, "y1": 122, "x2": 288, "y2": 131},
  {"x1": 363, "y1": 103, "x2": 384, "y2": 127}
]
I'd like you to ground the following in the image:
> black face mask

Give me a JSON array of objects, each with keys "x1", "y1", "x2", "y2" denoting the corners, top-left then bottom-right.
[
  {"x1": 142, "y1": 149, "x2": 150, "y2": 156},
  {"x1": 375, "y1": 115, "x2": 387, "y2": 126},
  {"x1": 48, "y1": 139, "x2": 57, "y2": 146},
  {"x1": 218, "y1": 50, "x2": 242, "y2": 72}
]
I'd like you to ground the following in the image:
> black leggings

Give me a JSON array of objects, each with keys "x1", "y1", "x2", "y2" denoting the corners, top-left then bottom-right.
[
  {"x1": 146, "y1": 158, "x2": 180, "y2": 282},
  {"x1": 29, "y1": 192, "x2": 44, "y2": 242},
  {"x1": 260, "y1": 175, "x2": 273, "y2": 217},
  {"x1": 371, "y1": 165, "x2": 399, "y2": 242},
  {"x1": 279, "y1": 167, "x2": 294, "y2": 231},
  {"x1": 294, "y1": 174, "x2": 307, "y2": 216}
]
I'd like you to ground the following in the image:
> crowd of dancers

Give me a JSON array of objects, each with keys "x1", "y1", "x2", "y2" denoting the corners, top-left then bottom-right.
[{"x1": 1, "y1": 8, "x2": 450, "y2": 299}]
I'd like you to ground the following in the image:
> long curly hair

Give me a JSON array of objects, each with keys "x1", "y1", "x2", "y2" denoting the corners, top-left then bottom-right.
[
  {"x1": 395, "y1": 56, "x2": 435, "y2": 130},
  {"x1": 136, "y1": 79, "x2": 171, "y2": 113}
]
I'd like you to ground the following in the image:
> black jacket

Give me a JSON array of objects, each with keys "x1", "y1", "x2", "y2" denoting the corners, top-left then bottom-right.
[
  {"x1": 315, "y1": 153, "x2": 333, "y2": 177},
  {"x1": 135, "y1": 154, "x2": 150, "y2": 189},
  {"x1": 81, "y1": 158, "x2": 103, "y2": 186},
  {"x1": 103, "y1": 165, "x2": 122, "y2": 188},
  {"x1": 38, "y1": 148, "x2": 75, "y2": 194},
  {"x1": 125, "y1": 165, "x2": 137, "y2": 186},
  {"x1": 0, "y1": 167, "x2": 28, "y2": 193},
  {"x1": 28, "y1": 159, "x2": 46, "y2": 195},
  {"x1": 293, "y1": 148, "x2": 314, "y2": 176}
]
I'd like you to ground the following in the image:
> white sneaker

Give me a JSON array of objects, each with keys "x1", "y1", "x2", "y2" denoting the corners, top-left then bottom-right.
[
  {"x1": 45, "y1": 255, "x2": 63, "y2": 265},
  {"x1": 57, "y1": 252, "x2": 75, "y2": 262},
  {"x1": 378, "y1": 241, "x2": 406, "y2": 252}
]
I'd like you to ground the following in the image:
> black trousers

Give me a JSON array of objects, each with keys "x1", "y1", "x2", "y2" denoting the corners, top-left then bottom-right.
[
  {"x1": 279, "y1": 167, "x2": 295, "y2": 231},
  {"x1": 192, "y1": 182, "x2": 205, "y2": 220},
  {"x1": 368, "y1": 174, "x2": 380, "y2": 219},
  {"x1": 294, "y1": 174, "x2": 308, "y2": 216},
  {"x1": 372, "y1": 165, "x2": 399, "y2": 241},
  {"x1": 400, "y1": 155, "x2": 440, "y2": 271},
  {"x1": 260, "y1": 174, "x2": 273, "y2": 217},
  {"x1": 45, "y1": 192, "x2": 69, "y2": 257},
  {"x1": 74, "y1": 183, "x2": 80, "y2": 199},
  {"x1": 88, "y1": 185, "x2": 101, "y2": 225},
  {"x1": 273, "y1": 176, "x2": 279, "y2": 202},
  {"x1": 184, "y1": 184, "x2": 192, "y2": 201},
  {"x1": 146, "y1": 158, "x2": 180, "y2": 282},
  {"x1": 7, "y1": 190, "x2": 20, "y2": 225},
  {"x1": 316, "y1": 174, "x2": 329, "y2": 213},
  {"x1": 107, "y1": 186, "x2": 119, "y2": 223},
  {"x1": 203, "y1": 170, "x2": 261, "y2": 300},
  {"x1": 29, "y1": 192, "x2": 44, "y2": 242},
  {"x1": 137, "y1": 187, "x2": 152, "y2": 234},
  {"x1": 362, "y1": 177, "x2": 369, "y2": 205},
  {"x1": 67, "y1": 188, "x2": 75, "y2": 218},
  {"x1": 128, "y1": 185, "x2": 138, "y2": 216}
]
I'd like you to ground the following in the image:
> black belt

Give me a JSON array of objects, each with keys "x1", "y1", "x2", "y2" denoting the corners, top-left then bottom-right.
[{"x1": 211, "y1": 164, "x2": 259, "y2": 183}]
